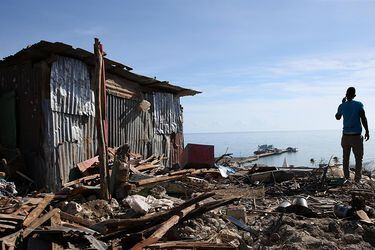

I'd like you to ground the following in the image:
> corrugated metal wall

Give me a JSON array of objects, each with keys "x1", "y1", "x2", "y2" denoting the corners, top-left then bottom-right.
[
  {"x1": 107, "y1": 92, "x2": 183, "y2": 167},
  {"x1": 107, "y1": 94, "x2": 153, "y2": 157},
  {"x1": 0, "y1": 55, "x2": 186, "y2": 189},
  {"x1": 0, "y1": 62, "x2": 47, "y2": 187},
  {"x1": 49, "y1": 56, "x2": 96, "y2": 186},
  {"x1": 152, "y1": 92, "x2": 182, "y2": 134}
]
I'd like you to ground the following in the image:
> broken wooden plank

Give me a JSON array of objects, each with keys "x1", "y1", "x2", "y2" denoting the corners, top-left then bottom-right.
[
  {"x1": 0, "y1": 230, "x2": 22, "y2": 249},
  {"x1": 23, "y1": 194, "x2": 54, "y2": 227},
  {"x1": 23, "y1": 208, "x2": 60, "y2": 238},
  {"x1": 138, "y1": 154, "x2": 156, "y2": 165},
  {"x1": 63, "y1": 174, "x2": 100, "y2": 188},
  {"x1": 95, "y1": 192, "x2": 215, "y2": 236},
  {"x1": 184, "y1": 197, "x2": 240, "y2": 221},
  {"x1": 135, "y1": 175, "x2": 184, "y2": 187},
  {"x1": 135, "y1": 163, "x2": 159, "y2": 171},
  {"x1": 129, "y1": 165, "x2": 141, "y2": 174},
  {"x1": 77, "y1": 156, "x2": 99, "y2": 173},
  {"x1": 169, "y1": 169, "x2": 220, "y2": 176},
  {"x1": 60, "y1": 211, "x2": 95, "y2": 228},
  {"x1": 94, "y1": 38, "x2": 110, "y2": 200},
  {"x1": 51, "y1": 208, "x2": 63, "y2": 250},
  {"x1": 148, "y1": 241, "x2": 237, "y2": 249},
  {"x1": 0, "y1": 223, "x2": 16, "y2": 229},
  {"x1": 0, "y1": 214, "x2": 25, "y2": 221},
  {"x1": 0, "y1": 220, "x2": 18, "y2": 225},
  {"x1": 16, "y1": 170, "x2": 34, "y2": 183},
  {"x1": 131, "y1": 204, "x2": 197, "y2": 250}
]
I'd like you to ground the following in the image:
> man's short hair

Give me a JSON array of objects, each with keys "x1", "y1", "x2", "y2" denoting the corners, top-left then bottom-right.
[{"x1": 346, "y1": 87, "x2": 356, "y2": 98}]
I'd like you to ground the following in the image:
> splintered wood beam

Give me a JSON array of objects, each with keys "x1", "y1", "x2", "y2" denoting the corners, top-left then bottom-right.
[
  {"x1": 135, "y1": 175, "x2": 184, "y2": 187},
  {"x1": 51, "y1": 210, "x2": 63, "y2": 250},
  {"x1": 130, "y1": 204, "x2": 197, "y2": 250},
  {"x1": 0, "y1": 214, "x2": 25, "y2": 221},
  {"x1": 23, "y1": 194, "x2": 54, "y2": 227},
  {"x1": 93, "y1": 192, "x2": 215, "y2": 236},
  {"x1": 129, "y1": 165, "x2": 141, "y2": 174},
  {"x1": 135, "y1": 163, "x2": 159, "y2": 171},
  {"x1": 0, "y1": 230, "x2": 22, "y2": 250},
  {"x1": 60, "y1": 211, "x2": 95, "y2": 228},
  {"x1": 23, "y1": 208, "x2": 60, "y2": 238},
  {"x1": 94, "y1": 38, "x2": 110, "y2": 200},
  {"x1": 149, "y1": 241, "x2": 237, "y2": 249},
  {"x1": 63, "y1": 174, "x2": 100, "y2": 188}
]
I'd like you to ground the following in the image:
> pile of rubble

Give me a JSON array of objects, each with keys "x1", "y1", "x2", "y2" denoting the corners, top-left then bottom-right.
[{"x1": 0, "y1": 147, "x2": 374, "y2": 249}]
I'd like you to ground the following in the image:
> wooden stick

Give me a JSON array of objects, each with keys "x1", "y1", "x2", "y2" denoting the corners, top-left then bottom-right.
[
  {"x1": 60, "y1": 211, "x2": 95, "y2": 228},
  {"x1": 0, "y1": 214, "x2": 25, "y2": 221},
  {"x1": 51, "y1": 209, "x2": 63, "y2": 250},
  {"x1": 135, "y1": 163, "x2": 159, "y2": 171},
  {"x1": 149, "y1": 241, "x2": 237, "y2": 249},
  {"x1": 131, "y1": 204, "x2": 196, "y2": 250},
  {"x1": 135, "y1": 175, "x2": 184, "y2": 187},
  {"x1": 94, "y1": 38, "x2": 109, "y2": 200},
  {"x1": 0, "y1": 230, "x2": 22, "y2": 250},
  {"x1": 23, "y1": 194, "x2": 54, "y2": 227},
  {"x1": 63, "y1": 174, "x2": 99, "y2": 188},
  {"x1": 23, "y1": 208, "x2": 60, "y2": 238},
  {"x1": 95, "y1": 192, "x2": 215, "y2": 236}
]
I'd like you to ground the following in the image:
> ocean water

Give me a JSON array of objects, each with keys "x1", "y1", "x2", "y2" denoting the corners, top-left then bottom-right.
[{"x1": 185, "y1": 130, "x2": 375, "y2": 169}]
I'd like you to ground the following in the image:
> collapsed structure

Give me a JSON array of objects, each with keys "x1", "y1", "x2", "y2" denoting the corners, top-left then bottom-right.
[
  {"x1": 0, "y1": 41, "x2": 373, "y2": 250},
  {"x1": 0, "y1": 41, "x2": 199, "y2": 190}
]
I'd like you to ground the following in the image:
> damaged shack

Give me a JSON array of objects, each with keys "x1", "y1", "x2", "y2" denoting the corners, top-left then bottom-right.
[{"x1": 0, "y1": 41, "x2": 199, "y2": 190}]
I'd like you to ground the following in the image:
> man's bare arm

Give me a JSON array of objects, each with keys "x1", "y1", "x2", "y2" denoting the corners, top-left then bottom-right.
[
  {"x1": 336, "y1": 101, "x2": 344, "y2": 120},
  {"x1": 360, "y1": 109, "x2": 370, "y2": 141}
]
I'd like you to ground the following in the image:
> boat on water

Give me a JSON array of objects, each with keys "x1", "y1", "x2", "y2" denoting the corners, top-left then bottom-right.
[
  {"x1": 254, "y1": 145, "x2": 298, "y2": 155},
  {"x1": 286, "y1": 147, "x2": 298, "y2": 153},
  {"x1": 254, "y1": 144, "x2": 280, "y2": 155}
]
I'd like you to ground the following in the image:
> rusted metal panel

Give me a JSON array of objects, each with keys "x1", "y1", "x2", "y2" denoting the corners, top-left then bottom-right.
[
  {"x1": 107, "y1": 92, "x2": 184, "y2": 167},
  {"x1": 171, "y1": 132, "x2": 184, "y2": 166},
  {"x1": 107, "y1": 94, "x2": 152, "y2": 157},
  {"x1": 50, "y1": 57, "x2": 95, "y2": 116},
  {"x1": 152, "y1": 92, "x2": 182, "y2": 135},
  {"x1": 49, "y1": 56, "x2": 96, "y2": 186},
  {"x1": 0, "y1": 63, "x2": 47, "y2": 187}
]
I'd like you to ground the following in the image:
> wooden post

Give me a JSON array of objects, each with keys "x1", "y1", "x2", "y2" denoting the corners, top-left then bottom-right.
[{"x1": 94, "y1": 38, "x2": 110, "y2": 200}]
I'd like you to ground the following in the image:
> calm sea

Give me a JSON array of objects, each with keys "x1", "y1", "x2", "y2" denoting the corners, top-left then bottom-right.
[{"x1": 185, "y1": 130, "x2": 375, "y2": 169}]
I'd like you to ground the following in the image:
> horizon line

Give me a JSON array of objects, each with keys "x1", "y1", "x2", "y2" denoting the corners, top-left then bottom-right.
[{"x1": 184, "y1": 128, "x2": 375, "y2": 134}]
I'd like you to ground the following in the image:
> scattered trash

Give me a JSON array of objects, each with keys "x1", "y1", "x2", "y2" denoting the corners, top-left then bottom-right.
[
  {"x1": 0, "y1": 179, "x2": 17, "y2": 196},
  {"x1": 216, "y1": 164, "x2": 236, "y2": 178},
  {"x1": 0, "y1": 145, "x2": 374, "y2": 249},
  {"x1": 334, "y1": 204, "x2": 352, "y2": 218},
  {"x1": 124, "y1": 194, "x2": 151, "y2": 214}
]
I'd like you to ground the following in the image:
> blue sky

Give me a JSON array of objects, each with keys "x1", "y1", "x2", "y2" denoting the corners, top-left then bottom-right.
[{"x1": 1, "y1": 0, "x2": 375, "y2": 133}]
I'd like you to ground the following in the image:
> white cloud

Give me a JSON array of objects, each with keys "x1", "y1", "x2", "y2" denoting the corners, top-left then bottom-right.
[{"x1": 182, "y1": 50, "x2": 375, "y2": 132}]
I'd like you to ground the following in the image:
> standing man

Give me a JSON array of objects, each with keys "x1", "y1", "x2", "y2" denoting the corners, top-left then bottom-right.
[{"x1": 335, "y1": 87, "x2": 370, "y2": 183}]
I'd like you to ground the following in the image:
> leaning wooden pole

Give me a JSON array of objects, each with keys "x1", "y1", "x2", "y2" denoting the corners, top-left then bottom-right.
[{"x1": 94, "y1": 38, "x2": 109, "y2": 200}]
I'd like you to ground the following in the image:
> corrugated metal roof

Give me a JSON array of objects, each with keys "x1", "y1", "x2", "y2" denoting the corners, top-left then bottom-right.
[{"x1": 0, "y1": 41, "x2": 201, "y2": 97}]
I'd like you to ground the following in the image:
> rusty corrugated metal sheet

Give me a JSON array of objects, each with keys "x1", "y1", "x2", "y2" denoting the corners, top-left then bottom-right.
[
  {"x1": 107, "y1": 92, "x2": 184, "y2": 167},
  {"x1": 152, "y1": 92, "x2": 182, "y2": 135},
  {"x1": 107, "y1": 94, "x2": 152, "y2": 157},
  {"x1": 49, "y1": 56, "x2": 96, "y2": 186}
]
